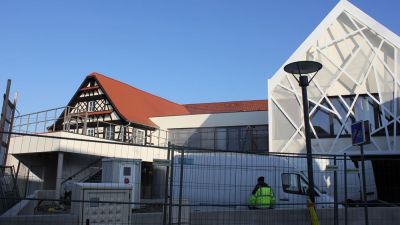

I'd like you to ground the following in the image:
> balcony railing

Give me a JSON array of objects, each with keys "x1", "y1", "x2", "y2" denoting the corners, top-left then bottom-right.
[{"x1": 12, "y1": 106, "x2": 169, "y2": 147}]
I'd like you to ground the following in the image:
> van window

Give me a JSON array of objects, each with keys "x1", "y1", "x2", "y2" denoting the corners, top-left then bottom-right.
[
  {"x1": 282, "y1": 173, "x2": 320, "y2": 196},
  {"x1": 282, "y1": 173, "x2": 301, "y2": 194}
]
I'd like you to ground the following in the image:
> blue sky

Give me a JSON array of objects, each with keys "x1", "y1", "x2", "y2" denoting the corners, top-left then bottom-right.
[{"x1": 0, "y1": 0, "x2": 399, "y2": 114}]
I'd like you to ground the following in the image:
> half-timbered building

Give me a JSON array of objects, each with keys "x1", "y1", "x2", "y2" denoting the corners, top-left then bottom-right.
[{"x1": 8, "y1": 72, "x2": 268, "y2": 199}]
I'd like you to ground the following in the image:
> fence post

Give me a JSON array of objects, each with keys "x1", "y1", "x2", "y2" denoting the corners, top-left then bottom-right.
[
  {"x1": 360, "y1": 145, "x2": 369, "y2": 225},
  {"x1": 24, "y1": 169, "x2": 30, "y2": 198},
  {"x1": 178, "y1": 146, "x2": 184, "y2": 225},
  {"x1": 168, "y1": 145, "x2": 175, "y2": 225},
  {"x1": 162, "y1": 142, "x2": 171, "y2": 225},
  {"x1": 334, "y1": 155, "x2": 338, "y2": 225},
  {"x1": 344, "y1": 153, "x2": 348, "y2": 225}
]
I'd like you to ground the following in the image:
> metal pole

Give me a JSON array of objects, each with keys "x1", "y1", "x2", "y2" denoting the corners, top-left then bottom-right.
[
  {"x1": 299, "y1": 76, "x2": 316, "y2": 203},
  {"x1": 24, "y1": 169, "x2": 30, "y2": 198},
  {"x1": 3, "y1": 93, "x2": 17, "y2": 166},
  {"x1": 168, "y1": 145, "x2": 175, "y2": 225},
  {"x1": 162, "y1": 142, "x2": 171, "y2": 225},
  {"x1": 360, "y1": 144, "x2": 369, "y2": 225},
  {"x1": 178, "y1": 147, "x2": 184, "y2": 225},
  {"x1": 334, "y1": 155, "x2": 338, "y2": 225},
  {"x1": 0, "y1": 80, "x2": 11, "y2": 135},
  {"x1": 344, "y1": 153, "x2": 348, "y2": 225}
]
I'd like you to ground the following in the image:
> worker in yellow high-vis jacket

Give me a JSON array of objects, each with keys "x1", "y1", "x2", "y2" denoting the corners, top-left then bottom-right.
[{"x1": 249, "y1": 176, "x2": 276, "y2": 209}]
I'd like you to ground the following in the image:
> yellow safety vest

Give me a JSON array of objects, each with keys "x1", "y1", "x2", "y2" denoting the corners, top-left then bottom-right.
[{"x1": 249, "y1": 186, "x2": 275, "y2": 209}]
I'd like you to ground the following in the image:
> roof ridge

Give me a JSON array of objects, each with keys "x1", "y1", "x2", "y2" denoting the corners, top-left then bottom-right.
[
  {"x1": 89, "y1": 72, "x2": 185, "y2": 107},
  {"x1": 183, "y1": 99, "x2": 267, "y2": 106}
]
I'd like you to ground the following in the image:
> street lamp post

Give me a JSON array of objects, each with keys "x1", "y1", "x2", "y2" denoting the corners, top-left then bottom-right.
[{"x1": 284, "y1": 61, "x2": 322, "y2": 204}]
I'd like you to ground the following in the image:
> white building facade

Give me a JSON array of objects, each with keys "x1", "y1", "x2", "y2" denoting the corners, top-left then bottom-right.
[{"x1": 268, "y1": 0, "x2": 400, "y2": 156}]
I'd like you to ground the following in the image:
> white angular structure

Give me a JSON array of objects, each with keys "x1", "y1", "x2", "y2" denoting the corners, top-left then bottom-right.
[{"x1": 268, "y1": 0, "x2": 400, "y2": 155}]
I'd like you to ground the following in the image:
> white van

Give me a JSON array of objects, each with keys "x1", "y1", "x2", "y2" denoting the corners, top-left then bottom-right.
[{"x1": 172, "y1": 152, "x2": 335, "y2": 211}]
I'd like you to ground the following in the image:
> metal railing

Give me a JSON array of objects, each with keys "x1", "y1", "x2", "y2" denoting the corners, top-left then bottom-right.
[{"x1": 12, "y1": 106, "x2": 169, "y2": 147}]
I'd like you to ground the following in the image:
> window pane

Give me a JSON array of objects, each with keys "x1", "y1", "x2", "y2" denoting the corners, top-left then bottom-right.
[
  {"x1": 105, "y1": 126, "x2": 115, "y2": 140},
  {"x1": 201, "y1": 128, "x2": 214, "y2": 149},
  {"x1": 188, "y1": 130, "x2": 201, "y2": 148},
  {"x1": 253, "y1": 125, "x2": 268, "y2": 152},
  {"x1": 215, "y1": 128, "x2": 226, "y2": 150},
  {"x1": 87, "y1": 128, "x2": 95, "y2": 136},
  {"x1": 310, "y1": 103, "x2": 331, "y2": 138},
  {"x1": 227, "y1": 127, "x2": 240, "y2": 151}
]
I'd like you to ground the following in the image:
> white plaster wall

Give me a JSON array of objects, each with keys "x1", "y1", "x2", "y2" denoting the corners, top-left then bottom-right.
[
  {"x1": 9, "y1": 132, "x2": 168, "y2": 162},
  {"x1": 150, "y1": 111, "x2": 268, "y2": 130}
]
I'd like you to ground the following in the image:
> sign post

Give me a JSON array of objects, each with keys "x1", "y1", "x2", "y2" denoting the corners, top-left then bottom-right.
[{"x1": 351, "y1": 120, "x2": 370, "y2": 225}]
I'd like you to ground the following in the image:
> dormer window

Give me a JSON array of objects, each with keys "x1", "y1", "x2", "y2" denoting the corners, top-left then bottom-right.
[{"x1": 88, "y1": 101, "x2": 96, "y2": 112}]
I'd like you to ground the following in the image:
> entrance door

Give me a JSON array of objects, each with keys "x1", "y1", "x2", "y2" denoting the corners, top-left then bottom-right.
[{"x1": 372, "y1": 160, "x2": 400, "y2": 203}]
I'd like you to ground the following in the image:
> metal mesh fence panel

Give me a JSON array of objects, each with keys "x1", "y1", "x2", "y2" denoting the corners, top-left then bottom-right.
[{"x1": 0, "y1": 132, "x2": 399, "y2": 225}]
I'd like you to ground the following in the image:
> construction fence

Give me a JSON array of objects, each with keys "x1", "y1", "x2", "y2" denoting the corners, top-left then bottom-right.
[{"x1": 0, "y1": 132, "x2": 399, "y2": 225}]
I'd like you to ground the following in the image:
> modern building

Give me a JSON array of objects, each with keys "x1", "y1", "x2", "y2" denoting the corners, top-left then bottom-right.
[{"x1": 268, "y1": 0, "x2": 399, "y2": 202}]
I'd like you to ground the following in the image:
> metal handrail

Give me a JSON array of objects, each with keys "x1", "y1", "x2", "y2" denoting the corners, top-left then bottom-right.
[{"x1": 60, "y1": 157, "x2": 103, "y2": 185}]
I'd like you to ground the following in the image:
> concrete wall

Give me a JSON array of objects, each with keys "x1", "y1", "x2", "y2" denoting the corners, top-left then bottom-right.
[
  {"x1": 0, "y1": 214, "x2": 78, "y2": 225},
  {"x1": 190, "y1": 207, "x2": 400, "y2": 225},
  {"x1": 9, "y1": 132, "x2": 168, "y2": 162},
  {"x1": 2, "y1": 207, "x2": 399, "y2": 225},
  {"x1": 130, "y1": 207, "x2": 400, "y2": 225}
]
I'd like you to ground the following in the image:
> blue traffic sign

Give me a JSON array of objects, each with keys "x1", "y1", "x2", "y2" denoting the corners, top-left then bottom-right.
[{"x1": 351, "y1": 120, "x2": 371, "y2": 146}]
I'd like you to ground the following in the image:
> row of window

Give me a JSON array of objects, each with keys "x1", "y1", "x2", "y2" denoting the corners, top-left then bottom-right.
[
  {"x1": 310, "y1": 94, "x2": 398, "y2": 138},
  {"x1": 86, "y1": 126, "x2": 145, "y2": 144},
  {"x1": 169, "y1": 125, "x2": 268, "y2": 152}
]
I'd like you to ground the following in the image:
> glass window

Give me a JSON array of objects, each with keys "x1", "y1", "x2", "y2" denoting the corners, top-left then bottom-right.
[
  {"x1": 133, "y1": 129, "x2": 145, "y2": 145},
  {"x1": 282, "y1": 173, "x2": 301, "y2": 194},
  {"x1": 309, "y1": 94, "x2": 391, "y2": 138},
  {"x1": 310, "y1": 102, "x2": 331, "y2": 138},
  {"x1": 105, "y1": 126, "x2": 115, "y2": 140},
  {"x1": 86, "y1": 128, "x2": 95, "y2": 136},
  {"x1": 88, "y1": 101, "x2": 96, "y2": 112},
  {"x1": 188, "y1": 130, "x2": 201, "y2": 148},
  {"x1": 201, "y1": 128, "x2": 214, "y2": 149},
  {"x1": 240, "y1": 127, "x2": 252, "y2": 151},
  {"x1": 169, "y1": 125, "x2": 268, "y2": 152},
  {"x1": 252, "y1": 125, "x2": 268, "y2": 152},
  {"x1": 331, "y1": 97, "x2": 354, "y2": 136},
  {"x1": 215, "y1": 128, "x2": 227, "y2": 150},
  {"x1": 227, "y1": 127, "x2": 240, "y2": 151}
]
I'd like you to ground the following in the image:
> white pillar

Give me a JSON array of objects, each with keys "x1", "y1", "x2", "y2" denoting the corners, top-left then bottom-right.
[{"x1": 55, "y1": 152, "x2": 64, "y2": 200}]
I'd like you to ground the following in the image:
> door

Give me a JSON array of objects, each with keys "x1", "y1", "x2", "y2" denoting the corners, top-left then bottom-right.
[{"x1": 119, "y1": 163, "x2": 141, "y2": 208}]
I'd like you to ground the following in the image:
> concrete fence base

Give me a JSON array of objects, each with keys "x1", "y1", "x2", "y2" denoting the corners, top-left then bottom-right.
[
  {"x1": 131, "y1": 207, "x2": 400, "y2": 225},
  {"x1": 1, "y1": 207, "x2": 399, "y2": 225}
]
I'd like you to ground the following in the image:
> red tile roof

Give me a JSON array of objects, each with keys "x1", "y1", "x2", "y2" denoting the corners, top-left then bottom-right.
[
  {"x1": 87, "y1": 72, "x2": 267, "y2": 128},
  {"x1": 183, "y1": 100, "x2": 268, "y2": 114},
  {"x1": 90, "y1": 73, "x2": 189, "y2": 127}
]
